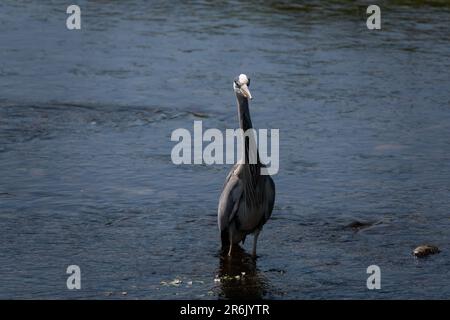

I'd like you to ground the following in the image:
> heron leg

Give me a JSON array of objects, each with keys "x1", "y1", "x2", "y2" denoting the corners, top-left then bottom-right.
[
  {"x1": 252, "y1": 230, "x2": 260, "y2": 257},
  {"x1": 227, "y1": 233, "x2": 233, "y2": 257}
]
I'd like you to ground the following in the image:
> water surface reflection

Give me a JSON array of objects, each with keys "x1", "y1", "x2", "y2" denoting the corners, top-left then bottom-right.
[{"x1": 217, "y1": 247, "x2": 269, "y2": 299}]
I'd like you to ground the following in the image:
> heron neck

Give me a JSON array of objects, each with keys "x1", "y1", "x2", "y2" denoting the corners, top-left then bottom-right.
[
  {"x1": 236, "y1": 93, "x2": 261, "y2": 167},
  {"x1": 237, "y1": 94, "x2": 253, "y2": 131}
]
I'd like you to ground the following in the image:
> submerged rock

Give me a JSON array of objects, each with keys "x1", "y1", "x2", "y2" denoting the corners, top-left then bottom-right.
[
  {"x1": 346, "y1": 220, "x2": 375, "y2": 231},
  {"x1": 413, "y1": 245, "x2": 440, "y2": 257},
  {"x1": 169, "y1": 279, "x2": 182, "y2": 286},
  {"x1": 188, "y1": 111, "x2": 209, "y2": 118}
]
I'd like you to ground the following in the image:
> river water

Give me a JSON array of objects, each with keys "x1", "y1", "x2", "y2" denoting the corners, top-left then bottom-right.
[{"x1": 1, "y1": 0, "x2": 450, "y2": 299}]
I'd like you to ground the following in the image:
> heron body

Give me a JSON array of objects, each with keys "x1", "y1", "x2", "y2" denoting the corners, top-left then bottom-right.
[{"x1": 218, "y1": 74, "x2": 276, "y2": 257}]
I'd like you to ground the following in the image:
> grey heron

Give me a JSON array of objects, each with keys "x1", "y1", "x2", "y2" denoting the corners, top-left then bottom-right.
[{"x1": 218, "y1": 74, "x2": 276, "y2": 257}]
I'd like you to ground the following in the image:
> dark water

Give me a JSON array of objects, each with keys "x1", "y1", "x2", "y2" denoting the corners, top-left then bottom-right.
[{"x1": 1, "y1": 0, "x2": 450, "y2": 299}]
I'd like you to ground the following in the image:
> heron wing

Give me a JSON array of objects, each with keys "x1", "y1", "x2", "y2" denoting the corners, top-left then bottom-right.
[
  {"x1": 222, "y1": 164, "x2": 236, "y2": 189},
  {"x1": 218, "y1": 173, "x2": 243, "y2": 232},
  {"x1": 265, "y1": 176, "x2": 276, "y2": 221}
]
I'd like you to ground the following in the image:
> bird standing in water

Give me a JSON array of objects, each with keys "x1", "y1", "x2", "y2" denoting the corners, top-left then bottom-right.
[{"x1": 218, "y1": 74, "x2": 275, "y2": 257}]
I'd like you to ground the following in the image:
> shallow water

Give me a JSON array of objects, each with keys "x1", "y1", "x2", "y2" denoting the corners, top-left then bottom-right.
[{"x1": 1, "y1": 0, "x2": 450, "y2": 299}]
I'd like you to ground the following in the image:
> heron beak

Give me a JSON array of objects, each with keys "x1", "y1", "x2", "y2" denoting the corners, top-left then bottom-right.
[{"x1": 240, "y1": 84, "x2": 252, "y2": 100}]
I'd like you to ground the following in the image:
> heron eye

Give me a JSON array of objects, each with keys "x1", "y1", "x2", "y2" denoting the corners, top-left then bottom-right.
[{"x1": 234, "y1": 80, "x2": 241, "y2": 88}]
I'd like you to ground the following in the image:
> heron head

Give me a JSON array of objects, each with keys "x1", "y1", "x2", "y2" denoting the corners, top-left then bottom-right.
[{"x1": 233, "y1": 74, "x2": 252, "y2": 100}]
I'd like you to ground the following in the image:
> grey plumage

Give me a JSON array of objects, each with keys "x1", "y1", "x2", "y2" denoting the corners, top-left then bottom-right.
[{"x1": 218, "y1": 74, "x2": 276, "y2": 257}]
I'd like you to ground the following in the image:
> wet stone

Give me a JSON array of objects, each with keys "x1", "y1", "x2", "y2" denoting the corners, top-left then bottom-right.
[{"x1": 413, "y1": 245, "x2": 440, "y2": 257}]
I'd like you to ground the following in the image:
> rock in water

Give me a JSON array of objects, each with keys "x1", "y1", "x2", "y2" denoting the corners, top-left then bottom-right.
[
  {"x1": 346, "y1": 221, "x2": 374, "y2": 231},
  {"x1": 413, "y1": 245, "x2": 440, "y2": 257}
]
